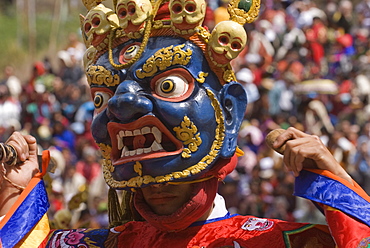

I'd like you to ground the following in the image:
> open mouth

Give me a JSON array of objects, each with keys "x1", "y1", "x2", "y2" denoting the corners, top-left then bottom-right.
[{"x1": 108, "y1": 116, "x2": 183, "y2": 165}]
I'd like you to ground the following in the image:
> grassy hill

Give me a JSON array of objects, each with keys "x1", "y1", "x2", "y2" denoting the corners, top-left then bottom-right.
[{"x1": 0, "y1": 1, "x2": 86, "y2": 82}]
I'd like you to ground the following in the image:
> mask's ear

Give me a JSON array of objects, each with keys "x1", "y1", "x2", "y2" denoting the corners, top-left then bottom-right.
[{"x1": 219, "y1": 81, "x2": 247, "y2": 158}]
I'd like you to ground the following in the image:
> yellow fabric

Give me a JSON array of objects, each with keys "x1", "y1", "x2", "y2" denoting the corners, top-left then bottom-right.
[
  {"x1": 324, "y1": 205, "x2": 339, "y2": 212},
  {"x1": 235, "y1": 146, "x2": 244, "y2": 157},
  {"x1": 15, "y1": 214, "x2": 50, "y2": 248},
  {"x1": 214, "y1": 6, "x2": 230, "y2": 25}
]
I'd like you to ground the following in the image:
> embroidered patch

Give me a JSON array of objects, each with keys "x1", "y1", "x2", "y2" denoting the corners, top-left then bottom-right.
[
  {"x1": 358, "y1": 237, "x2": 370, "y2": 248},
  {"x1": 47, "y1": 228, "x2": 110, "y2": 247},
  {"x1": 241, "y1": 217, "x2": 274, "y2": 231}
]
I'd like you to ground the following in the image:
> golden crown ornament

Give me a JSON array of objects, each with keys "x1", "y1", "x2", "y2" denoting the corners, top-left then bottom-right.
[{"x1": 80, "y1": 0, "x2": 260, "y2": 84}]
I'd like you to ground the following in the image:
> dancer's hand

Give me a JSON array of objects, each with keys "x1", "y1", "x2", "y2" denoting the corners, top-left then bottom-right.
[
  {"x1": 0, "y1": 132, "x2": 39, "y2": 216},
  {"x1": 271, "y1": 127, "x2": 353, "y2": 185}
]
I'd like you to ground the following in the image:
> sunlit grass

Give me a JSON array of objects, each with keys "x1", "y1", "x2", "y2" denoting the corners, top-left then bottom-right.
[{"x1": 0, "y1": 5, "x2": 84, "y2": 81}]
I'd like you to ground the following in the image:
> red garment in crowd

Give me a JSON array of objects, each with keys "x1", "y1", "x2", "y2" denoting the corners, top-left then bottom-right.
[
  {"x1": 306, "y1": 21, "x2": 327, "y2": 65},
  {"x1": 75, "y1": 160, "x2": 101, "y2": 183}
]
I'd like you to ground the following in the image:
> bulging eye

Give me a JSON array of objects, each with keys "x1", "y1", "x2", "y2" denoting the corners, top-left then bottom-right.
[
  {"x1": 119, "y1": 43, "x2": 140, "y2": 63},
  {"x1": 160, "y1": 79, "x2": 175, "y2": 93},
  {"x1": 154, "y1": 75, "x2": 189, "y2": 99},
  {"x1": 93, "y1": 91, "x2": 112, "y2": 113}
]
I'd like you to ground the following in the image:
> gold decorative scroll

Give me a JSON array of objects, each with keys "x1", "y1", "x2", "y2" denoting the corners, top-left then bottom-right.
[
  {"x1": 173, "y1": 116, "x2": 202, "y2": 158},
  {"x1": 86, "y1": 65, "x2": 120, "y2": 87},
  {"x1": 136, "y1": 44, "x2": 192, "y2": 79}
]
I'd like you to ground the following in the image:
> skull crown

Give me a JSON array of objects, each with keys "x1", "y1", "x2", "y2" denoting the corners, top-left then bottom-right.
[{"x1": 80, "y1": 0, "x2": 260, "y2": 77}]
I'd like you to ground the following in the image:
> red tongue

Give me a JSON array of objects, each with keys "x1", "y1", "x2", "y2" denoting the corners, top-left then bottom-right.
[{"x1": 133, "y1": 135, "x2": 146, "y2": 149}]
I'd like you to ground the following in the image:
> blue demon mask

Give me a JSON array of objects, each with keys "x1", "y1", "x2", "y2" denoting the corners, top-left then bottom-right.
[{"x1": 81, "y1": 0, "x2": 260, "y2": 190}]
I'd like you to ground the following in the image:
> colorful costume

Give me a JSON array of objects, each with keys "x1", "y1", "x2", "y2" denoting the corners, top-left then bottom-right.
[
  {"x1": 0, "y1": 0, "x2": 369, "y2": 247},
  {"x1": 2, "y1": 164, "x2": 369, "y2": 247}
]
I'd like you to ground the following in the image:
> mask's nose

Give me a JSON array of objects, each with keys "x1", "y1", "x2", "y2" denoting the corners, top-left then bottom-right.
[{"x1": 107, "y1": 80, "x2": 153, "y2": 123}]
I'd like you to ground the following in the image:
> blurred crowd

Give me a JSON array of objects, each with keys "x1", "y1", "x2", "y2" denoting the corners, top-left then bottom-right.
[
  {"x1": 1, "y1": 0, "x2": 370, "y2": 229},
  {"x1": 0, "y1": 32, "x2": 107, "y2": 229},
  {"x1": 222, "y1": 0, "x2": 370, "y2": 225}
]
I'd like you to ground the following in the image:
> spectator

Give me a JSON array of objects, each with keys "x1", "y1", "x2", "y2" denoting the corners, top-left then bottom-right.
[
  {"x1": 276, "y1": 15, "x2": 306, "y2": 60},
  {"x1": 355, "y1": 0, "x2": 370, "y2": 29},
  {"x1": 1, "y1": 65, "x2": 22, "y2": 100},
  {"x1": 52, "y1": 121, "x2": 76, "y2": 154},
  {"x1": 57, "y1": 50, "x2": 84, "y2": 85},
  {"x1": 0, "y1": 84, "x2": 21, "y2": 140},
  {"x1": 75, "y1": 146, "x2": 101, "y2": 184},
  {"x1": 214, "y1": 0, "x2": 229, "y2": 25}
]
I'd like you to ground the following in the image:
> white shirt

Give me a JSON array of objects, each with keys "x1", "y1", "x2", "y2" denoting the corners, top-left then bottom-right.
[{"x1": 207, "y1": 193, "x2": 229, "y2": 220}]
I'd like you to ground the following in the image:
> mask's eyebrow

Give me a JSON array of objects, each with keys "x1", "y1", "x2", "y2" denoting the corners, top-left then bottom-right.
[
  {"x1": 86, "y1": 65, "x2": 120, "y2": 87},
  {"x1": 135, "y1": 44, "x2": 193, "y2": 79}
]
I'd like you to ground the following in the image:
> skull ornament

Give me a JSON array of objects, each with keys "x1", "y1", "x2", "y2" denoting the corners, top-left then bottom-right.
[
  {"x1": 208, "y1": 21, "x2": 247, "y2": 66},
  {"x1": 169, "y1": 0, "x2": 206, "y2": 34},
  {"x1": 83, "y1": 4, "x2": 119, "y2": 47},
  {"x1": 116, "y1": 0, "x2": 152, "y2": 35}
]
